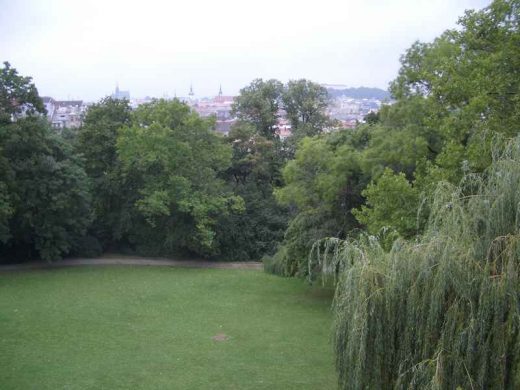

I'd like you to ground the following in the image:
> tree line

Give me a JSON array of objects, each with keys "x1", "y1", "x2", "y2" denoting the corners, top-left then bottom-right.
[{"x1": 0, "y1": 69, "x2": 333, "y2": 262}]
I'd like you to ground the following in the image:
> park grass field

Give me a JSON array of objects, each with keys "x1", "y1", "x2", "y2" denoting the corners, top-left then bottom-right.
[{"x1": 0, "y1": 266, "x2": 335, "y2": 389}]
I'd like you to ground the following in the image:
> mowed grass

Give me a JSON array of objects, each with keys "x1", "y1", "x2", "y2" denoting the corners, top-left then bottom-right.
[{"x1": 0, "y1": 266, "x2": 335, "y2": 389}]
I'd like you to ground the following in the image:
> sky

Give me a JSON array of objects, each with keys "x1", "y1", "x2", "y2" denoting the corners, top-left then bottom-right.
[{"x1": 1, "y1": 0, "x2": 492, "y2": 101}]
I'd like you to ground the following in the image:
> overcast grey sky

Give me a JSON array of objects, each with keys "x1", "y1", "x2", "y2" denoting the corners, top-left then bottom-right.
[{"x1": 1, "y1": 0, "x2": 491, "y2": 101}]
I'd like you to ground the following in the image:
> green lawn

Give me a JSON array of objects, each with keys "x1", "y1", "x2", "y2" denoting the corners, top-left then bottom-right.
[{"x1": 0, "y1": 266, "x2": 336, "y2": 389}]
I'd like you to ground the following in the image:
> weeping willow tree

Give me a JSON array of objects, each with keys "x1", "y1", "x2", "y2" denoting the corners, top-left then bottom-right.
[{"x1": 310, "y1": 136, "x2": 520, "y2": 389}]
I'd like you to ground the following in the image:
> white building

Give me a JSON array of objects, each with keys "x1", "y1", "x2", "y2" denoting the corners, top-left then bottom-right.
[{"x1": 41, "y1": 97, "x2": 87, "y2": 129}]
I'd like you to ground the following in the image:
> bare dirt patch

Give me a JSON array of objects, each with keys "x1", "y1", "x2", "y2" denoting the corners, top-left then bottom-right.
[{"x1": 212, "y1": 333, "x2": 229, "y2": 342}]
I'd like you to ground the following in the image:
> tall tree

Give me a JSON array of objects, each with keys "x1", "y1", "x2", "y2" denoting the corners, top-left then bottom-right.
[
  {"x1": 350, "y1": 0, "x2": 520, "y2": 238},
  {"x1": 225, "y1": 81, "x2": 290, "y2": 260},
  {"x1": 77, "y1": 97, "x2": 133, "y2": 249},
  {"x1": 282, "y1": 79, "x2": 330, "y2": 137},
  {"x1": 0, "y1": 117, "x2": 91, "y2": 261},
  {"x1": 268, "y1": 130, "x2": 367, "y2": 275},
  {"x1": 0, "y1": 63, "x2": 91, "y2": 261},
  {"x1": 117, "y1": 99, "x2": 243, "y2": 256},
  {"x1": 0, "y1": 61, "x2": 45, "y2": 123},
  {"x1": 390, "y1": 0, "x2": 520, "y2": 179},
  {"x1": 231, "y1": 79, "x2": 283, "y2": 139},
  {"x1": 216, "y1": 122, "x2": 287, "y2": 260}
]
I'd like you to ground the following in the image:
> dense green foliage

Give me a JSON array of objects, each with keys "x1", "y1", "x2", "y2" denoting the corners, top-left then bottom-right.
[
  {"x1": 0, "y1": 118, "x2": 91, "y2": 261},
  {"x1": 231, "y1": 79, "x2": 284, "y2": 140},
  {"x1": 77, "y1": 97, "x2": 132, "y2": 254},
  {"x1": 0, "y1": 61, "x2": 45, "y2": 122},
  {"x1": 310, "y1": 135, "x2": 520, "y2": 388},
  {"x1": 222, "y1": 78, "x2": 332, "y2": 260},
  {"x1": 353, "y1": 168, "x2": 421, "y2": 238},
  {"x1": 267, "y1": 131, "x2": 367, "y2": 275},
  {"x1": 0, "y1": 64, "x2": 91, "y2": 261},
  {"x1": 282, "y1": 79, "x2": 330, "y2": 138},
  {"x1": 78, "y1": 98, "x2": 254, "y2": 258},
  {"x1": 1, "y1": 58, "x2": 339, "y2": 262},
  {"x1": 0, "y1": 266, "x2": 335, "y2": 389},
  {"x1": 265, "y1": 1, "x2": 520, "y2": 388},
  {"x1": 217, "y1": 123, "x2": 287, "y2": 260},
  {"x1": 117, "y1": 99, "x2": 242, "y2": 256},
  {"x1": 267, "y1": 0, "x2": 520, "y2": 277},
  {"x1": 1, "y1": 63, "x2": 251, "y2": 261}
]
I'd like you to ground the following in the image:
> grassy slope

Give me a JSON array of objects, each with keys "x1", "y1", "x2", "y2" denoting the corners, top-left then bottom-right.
[{"x1": 0, "y1": 267, "x2": 335, "y2": 389}]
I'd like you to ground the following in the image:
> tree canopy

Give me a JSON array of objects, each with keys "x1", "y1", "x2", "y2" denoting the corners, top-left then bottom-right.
[
  {"x1": 117, "y1": 99, "x2": 243, "y2": 256},
  {"x1": 0, "y1": 63, "x2": 91, "y2": 261},
  {"x1": 0, "y1": 61, "x2": 45, "y2": 123},
  {"x1": 231, "y1": 79, "x2": 283, "y2": 140},
  {"x1": 282, "y1": 79, "x2": 330, "y2": 138}
]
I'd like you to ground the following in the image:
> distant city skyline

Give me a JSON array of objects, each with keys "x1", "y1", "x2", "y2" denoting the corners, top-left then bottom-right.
[{"x1": 1, "y1": 0, "x2": 491, "y2": 102}]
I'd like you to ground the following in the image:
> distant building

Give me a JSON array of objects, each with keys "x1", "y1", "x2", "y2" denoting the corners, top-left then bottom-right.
[
  {"x1": 186, "y1": 86, "x2": 236, "y2": 135},
  {"x1": 188, "y1": 84, "x2": 195, "y2": 102},
  {"x1": 112, "y1": 84, "x2": 130, "y2": 100},
  {"x1": 276, "y1": 118, "x2": 292, "y2": 140},
  {"x1": 41, "y1": 97, "x2": 87, "y2": 129},
  {"x1": 42, "y1": 97, "x2": 56, "y2": 120},
  {"x1": 215, "y1": 120, "x2": 234, "y2": 135},
  {"x1": 129, "y1": 96, "x2": 153, "y2": 109}
]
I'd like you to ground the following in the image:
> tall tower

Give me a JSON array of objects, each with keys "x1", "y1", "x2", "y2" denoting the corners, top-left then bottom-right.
[
  {"x1": 188, "y1": 83, "x2": 194, "y2": 99},
  {"x1": 218, "y1": 84, "x2": 223, "y2": 97}
]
